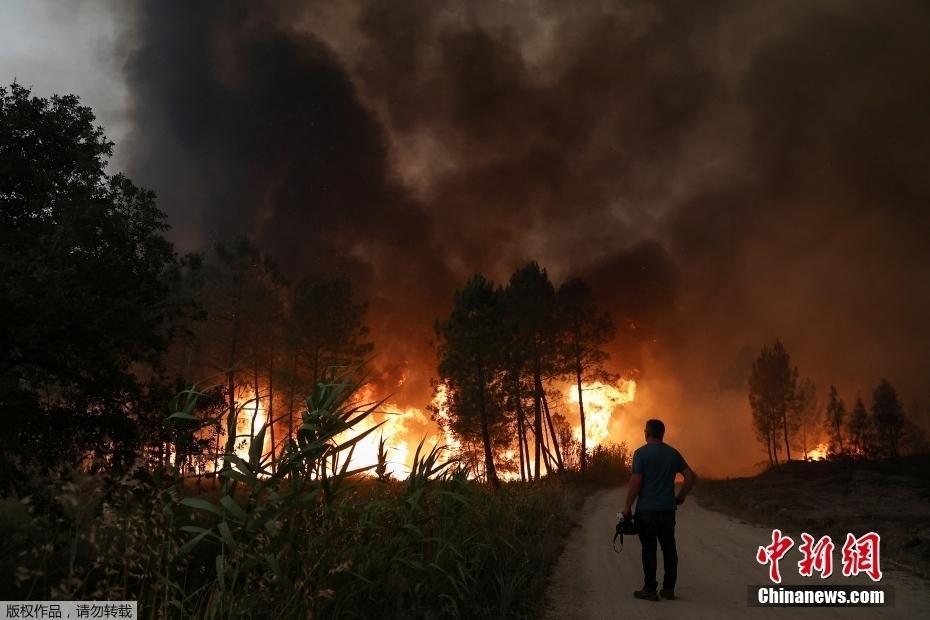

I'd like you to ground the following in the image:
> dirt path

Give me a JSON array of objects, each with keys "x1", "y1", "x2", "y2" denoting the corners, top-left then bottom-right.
[{"x1": 545, "y1": 486, "x2": 930, "y2": 619}]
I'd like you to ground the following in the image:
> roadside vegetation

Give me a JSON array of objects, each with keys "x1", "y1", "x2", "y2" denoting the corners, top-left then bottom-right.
[
  {"x1": 0, "y1": 373, "x2": 630, "y2": 618},
  {"x1": 0, "y1": 84, "x2": 633, "y2": 617}
]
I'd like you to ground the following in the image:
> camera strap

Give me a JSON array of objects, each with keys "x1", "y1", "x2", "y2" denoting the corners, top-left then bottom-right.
[{"x1": 612, "y1": 521, "x2": 624, "y2": 553}]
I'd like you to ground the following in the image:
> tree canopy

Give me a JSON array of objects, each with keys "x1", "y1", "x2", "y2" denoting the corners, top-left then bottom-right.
[
  {"x1": 433, "y1": 264, "x2": 620, "y2": 483},
  {"x1": 1, "y1": 83, "x2": 190, "y2": 484},
  {"x1": 749, "y1": 340, "x2": 798, "y2": 464}
]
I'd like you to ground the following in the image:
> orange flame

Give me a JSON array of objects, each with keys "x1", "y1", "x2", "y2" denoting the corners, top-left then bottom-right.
[
  {"x1": 566, "y1": 379, "x2": 637, "y2": 448},
  {"x1": 805, "y1": 442, "x2": 829, "y2": 460},
  {"x1": 332, "y1": 401, "x2": 434, "y2": 477},
  {"x1": 233, "y1": 389, "x2": 271, "y2": 465},
  {"x1": 219, "y1": 376, "x2": 638, "y2": 480}
]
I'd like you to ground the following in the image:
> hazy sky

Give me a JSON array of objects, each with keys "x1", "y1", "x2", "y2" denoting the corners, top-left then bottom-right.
[{"x1": 0, "y1": 1, "x2": 130, "y2": 162}]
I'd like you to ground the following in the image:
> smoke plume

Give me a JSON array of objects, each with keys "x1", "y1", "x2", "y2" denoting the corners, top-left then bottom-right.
[{"x1": 117, "y1": 0, "x2": 930, "y2": 473}]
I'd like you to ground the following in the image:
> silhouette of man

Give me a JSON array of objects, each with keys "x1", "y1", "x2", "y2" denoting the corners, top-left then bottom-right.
[{"x1": 622, "y1": 418, "x2": 696, "y2": 601}]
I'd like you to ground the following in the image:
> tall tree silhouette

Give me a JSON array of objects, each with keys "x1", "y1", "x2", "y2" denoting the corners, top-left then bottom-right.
[
  {"x1": 749, "y1": 340, "x2": 798, "y2": 464},
  {"x1": 846, "y1": 396, "x2": 871, "y2": 458},
  {"x1": 824, "y1": 385, "x2": 846, "y2": 457},
  {"x1": 193, "y1": 239, "x2": 280, "y2": 476},
  {"x1": 434, "y1": 275, "x2": 503, "y2": 487},
  {"x1": 0, "y1": 83, "x2": 189, "y2": 484},
  {"x1": 791, "y1": 377, "x2": 819, "y2": 459},
  {"x1": 282, "y1": 276, "x2": 374, "y2": 454},
  {"x1": 504, "y1": 263, "x2": 563, "y2": 478},
  {"x1": 556, "y1": 278, "x2": 616, "y2": 474},
  {"x1": 871, "y1": 379, "x2": 905, "y2": 458},
  {"x1": 290, "y1": 277, "x2": 373, "y2": 390}
]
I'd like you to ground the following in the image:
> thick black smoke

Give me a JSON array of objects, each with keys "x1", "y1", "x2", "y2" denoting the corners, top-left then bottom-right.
[
  {"x1": 118, "y1": 1, "x2": 455, "y2": 401},
  {"x1": 119, "y1": 1, "x2": 930, "y2": 470}
]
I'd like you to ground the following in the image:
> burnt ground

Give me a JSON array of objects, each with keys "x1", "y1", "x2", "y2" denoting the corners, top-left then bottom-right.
[{"x1": 694, "y1": 455, "x2": 930, "y2": 579}]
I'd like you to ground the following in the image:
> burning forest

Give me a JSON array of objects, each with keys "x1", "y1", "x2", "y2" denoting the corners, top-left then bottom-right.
[{"x1": 3, "y1": 1, "x2": 930, "y2": 617}]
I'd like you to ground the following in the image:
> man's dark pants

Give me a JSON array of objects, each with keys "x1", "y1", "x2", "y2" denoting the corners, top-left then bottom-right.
[{"x1": 636, "y1": 509, "x2": 678, "y2": 592}]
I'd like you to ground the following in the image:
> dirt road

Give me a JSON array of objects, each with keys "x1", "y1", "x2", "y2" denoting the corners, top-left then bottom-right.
[{"x1": 545, "y1": 486, "x2": 930, "y2": 619}]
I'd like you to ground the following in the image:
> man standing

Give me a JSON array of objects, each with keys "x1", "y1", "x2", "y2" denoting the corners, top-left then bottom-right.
[{"x1": 622, "y1": 418, "x2": 696, "y2": 602}]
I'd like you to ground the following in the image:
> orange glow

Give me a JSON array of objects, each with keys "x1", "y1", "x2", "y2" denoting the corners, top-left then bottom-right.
[
  {"x1": 805, "y1": 443, "x2": 829, "y2": 460},
  {"x1": 216, "y1": 375, "x2": 639, "y2": 480},
  {"x1": 332, "y1": 401, "x2": 434, "y2": 477},
  {"x1": 566, "y1": 378, "x2": 637, "y2": 448},
  {"x1": 430, "y1": 383, "x2": 461, "y2": 452},
  {"x1": 233, "y1": 389, "x2": 270, "y2": 465},
  {"x1": 203, "y1": 388, "x2": 273, "y2": 475}
]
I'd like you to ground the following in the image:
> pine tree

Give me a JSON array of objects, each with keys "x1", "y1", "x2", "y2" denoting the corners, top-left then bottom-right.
[
  {"x1": 434, "y1": 274, "x2": 503, "y2": 487},
  {"x1": 556, "y1": 278, "x2": 616, "y2": 474},
  {"x1": 749, "y1": 340, "x2": 798, "y2": 464},
  {"x1": 791, "y1": 378, "x2": 819, "y2": 459},
  {"x1": 824, "y1": 385, "x2": 846, "y2": 457},
  {"x1": 503, "y1": 263, "x2": 563, "y2": 478},
  {"x1": 846, "y1": 396, "x2": 871, "y2": 458},
  {"x1": 871, "y1": 379, "x2": 905, "y2": 458}
]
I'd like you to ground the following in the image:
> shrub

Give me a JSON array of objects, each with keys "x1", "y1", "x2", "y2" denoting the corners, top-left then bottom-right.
[{"x1": 3, "y1": 373, "x2": 580, "y2": 618}]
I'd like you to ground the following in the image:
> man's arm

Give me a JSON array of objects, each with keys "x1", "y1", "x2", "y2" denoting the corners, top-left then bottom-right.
[
  {"x1": 623, "y1": 473, "x2": 643, "y2": 515},
  {"x1": 676, "y1": 467, "x2": 696, "y2": 505}
]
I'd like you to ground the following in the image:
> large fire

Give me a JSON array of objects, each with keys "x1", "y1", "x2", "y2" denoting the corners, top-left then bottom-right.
[
  {"x1": 566, "y1": 379, "x2": 637, "y2": 448},
  {"x1": 327, "y1": 378, "x2": 638, "y2": 477},
  {"x1": 210, "y1": 376, "x2": 637, "y2": 480},
  {"x1": 331, "y1": 401, "x2": 434, "y2": 478},
  {"x1": 231, "y1": 389, "x2": 271, "y2": 466},
  {"x1": 805, "y1": 443, "x2": 829, "y2": 460}
]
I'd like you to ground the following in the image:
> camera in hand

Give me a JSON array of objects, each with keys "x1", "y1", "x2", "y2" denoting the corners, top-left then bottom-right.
[
  {"x1": 612, "y1": 512, "x2": 638, "y2": 552},
  {"x1": 617, "y1": 512, "x2": 639, "y2": 536}
]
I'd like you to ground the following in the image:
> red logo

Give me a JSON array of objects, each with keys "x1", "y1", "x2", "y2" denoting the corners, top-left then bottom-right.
[
  {"x1": 798, "y1": 533, "x2": 835, "y2": 578},
  {"x1": 758, "y1": 530, "x2": 882, "y2": 583},
  {"x1": 756, "y1": 529, "x2": 795, "y2": 583},
  {"x1": 841, "y1": 532, "x2": 882, "y2": 582}
]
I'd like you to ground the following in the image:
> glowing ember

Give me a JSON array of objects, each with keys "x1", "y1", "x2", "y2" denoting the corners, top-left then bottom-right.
[
  {"x1": 805, "y1": 443, "x2": 829, "y2": 460},
  {"x1": 566, "y1": 379, "x2": 636, "y2": 448}
]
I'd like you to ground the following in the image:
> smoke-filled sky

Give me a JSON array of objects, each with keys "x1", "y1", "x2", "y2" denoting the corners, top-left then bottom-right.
[{"x1": 4, "y1": 0, "x2": 930, "y2": 473}]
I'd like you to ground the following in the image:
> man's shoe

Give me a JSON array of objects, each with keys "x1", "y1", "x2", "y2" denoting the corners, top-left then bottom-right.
[
  {"x1": 633, "y1": 589, "x2": 659, "y2": 602},
  {"x1": 659, "y1": 589, "x2": 675, "y2": 600}
]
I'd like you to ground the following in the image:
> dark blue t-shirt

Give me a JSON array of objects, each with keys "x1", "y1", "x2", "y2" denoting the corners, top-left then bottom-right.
[{"x1": 632, "y1": 442, "x2": 688, "y2": 511}]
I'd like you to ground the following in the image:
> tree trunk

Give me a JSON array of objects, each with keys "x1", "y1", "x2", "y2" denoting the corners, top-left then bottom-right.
[
  {"x1": 836, "y1": 420, "x2": 844, "y2": 455},
  {"x1": 541, "y1": 389, "x2": 564, "y2": 471},
  {"x1": 781, "y1": 408, "x2": 792, "y2": 462},
  {"x1": 476, "y1": 357, "x2": 501, "y2": 488},
  {"x1": 516, "y1": 381, "x2": 532, "y2": 481},
  {"x1": 252, "y1": 364, "x2": 261, "y2": 459},
  {"x1": 514, "y1": 376, "x2": 527, "y2": 482},
  {"x1": 574, "y1": 338, "x2": 587, "y2": 473},
  {"x1": 268, "y1": 334, "x2": 276, "y2": 473},
  {"x1": 522, "y1": 413, "x2": 532, "y2": 479},
  {"x1": 526, "y1": 415, "x2": 558, "y2": 474},
  {"x1": 222, "y1": 278, "x2": 243, "y2": 482},
  {"x1": 533, "y1": 359, "x2": 543, "y2": 480},
  {"x1": 287, "y1": 350, "x2": 297, "y2": 442}
]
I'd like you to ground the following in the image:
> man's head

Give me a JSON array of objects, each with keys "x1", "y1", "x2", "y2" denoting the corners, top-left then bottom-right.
[{"x1": 644, "y1": 419, "x2": 665, "y2": 442}]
